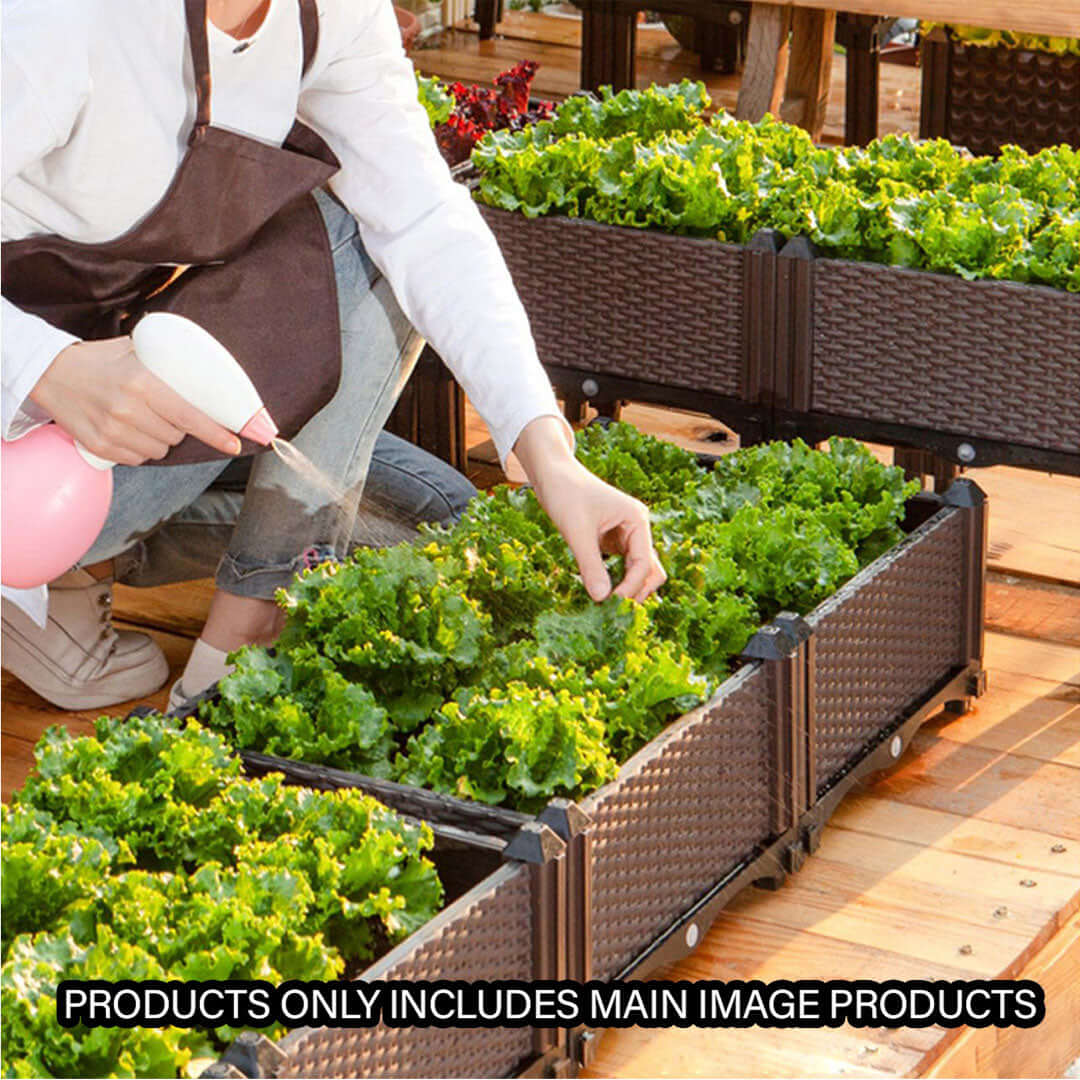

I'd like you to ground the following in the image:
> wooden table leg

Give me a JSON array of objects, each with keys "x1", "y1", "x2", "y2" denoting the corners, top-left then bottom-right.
[
  {"x1": 581, "y1": 2, "x2": 637, "y2": 91},
  {"x1": 837, "y1": 14, "x2": 882, "y2": 145},
  {"x1": 475, "y1": 0, "x2": 498, "y2": 40},
  {"x1": 735, "y1": 3, "x2": 792, "y2": 122},
  {"x1": 779, "y1": 7, "x2": 836, "y2": 141}
]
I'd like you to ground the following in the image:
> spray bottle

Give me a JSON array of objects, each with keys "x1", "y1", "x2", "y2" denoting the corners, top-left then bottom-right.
[{"x1": 1, "y1": 313, "x2": 279, "y2": 589}]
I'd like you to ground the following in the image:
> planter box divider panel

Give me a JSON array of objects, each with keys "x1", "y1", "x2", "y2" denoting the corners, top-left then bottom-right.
[{"x1": 769, "y1": 236, "x2": 1080, "y2": 475}]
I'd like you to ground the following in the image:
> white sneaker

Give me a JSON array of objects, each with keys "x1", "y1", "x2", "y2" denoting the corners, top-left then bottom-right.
[{"x1": 2, "y1": 569, "x2": 169, "y2": 710}]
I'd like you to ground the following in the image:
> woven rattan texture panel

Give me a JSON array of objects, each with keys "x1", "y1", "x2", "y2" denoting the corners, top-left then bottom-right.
[
  {"x1": 812, "y1": 261, "x2": 1080, "y2": 453},
  {"x1": 480, "y1": 206, "x2": 746, "y2": 394},
  {"x1": 808, "y1": 510, "x2": 965, "y2": 794},
  {"x1": 948, "y1": 45, "x2": 1080, "y2": 157},
  {"x1": 279, "y1": 868, "x2": 533, "y2": 1079},
  {"x1": 583, "y1": 667, "x2": 772, "y2": 981}
]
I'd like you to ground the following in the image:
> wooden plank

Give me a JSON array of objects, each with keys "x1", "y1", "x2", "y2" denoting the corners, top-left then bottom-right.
[
  {"x1": 923, "y1": 912, "x2": 1080, "y2": 1079},
  {"x1": 585, "y1": 1019, "x2": 920, "y2": 1078},
  {"x1": 619, "y1": 404, "x2": 738, "y2": 457},
  {"x1": 809, "y1": 826, "x2": 1080, "y2": 934},
  {"x1": 831, "y1": 794, "x2": 1080, "y2": 877},
  {"x1": 972, "y1": 465, "x2": 1080, "y2": 588},
  {"x1": 983, "y1": 631, "x2": 1080, "y2": 689},
  {"x1": 779, "y1": 7, "x2": 836, "y2": 140},
  {"x1": 923, "y1": 695, "x2": 1080, "y2": 768},
  {"x1": 873, "y1": 730, "x2": 1080, "y2": 841},
  {"x1": 980, "y1": 666, "x2": 1080, "y2": 705},
  {"x1": 986, "y1": 576, "x2": 1080, "y2": 648},
  {"x1": 719, "y1": 865, "x2": 1053, "y2": 977},
  {"x1": 584, "y1": 914, "x2": 971, "y2": 1079},
  {"x1": 735, "y1": 3, "x2": 792, "y2": 121},
  {"x1": 737, "y1": 0, "x2": 1080, "y2": 38},
  {"x1": 112, "y1": 580, "x2": 214, "y2": 638}
]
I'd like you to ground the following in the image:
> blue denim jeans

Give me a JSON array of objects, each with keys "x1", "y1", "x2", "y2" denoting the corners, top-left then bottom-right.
[{"x1": 81, "y1": 189, "x2": 476, "y2": 596}]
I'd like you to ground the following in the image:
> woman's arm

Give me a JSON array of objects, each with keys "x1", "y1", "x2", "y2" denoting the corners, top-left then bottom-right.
[
  {"x1": 1, "y1": 5, "x2": 88, "y2": 440},
  {"x1": 1, "y1": 5, "x2": 241, "y2": 461},
  {"x1": 299, "y1": 0, "x2": 666, "y2": 599}
]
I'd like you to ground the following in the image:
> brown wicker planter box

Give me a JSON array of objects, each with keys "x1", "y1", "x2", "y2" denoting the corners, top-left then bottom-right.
[
  {"x1": 203, "y1": 787, "x2": 571, "y2": 1079},
  {"x1": 773, "y1": 239, "x2": 1080, "y2": 474},
  {"x1": 920, "y1": 27, "x2": 1080, "y2": 157},
  {"x1": 477, "y1": 202, "x2": 778, "y2": 438},
  {"x1": 272, "y1": 862, "x2": 546, "y2": 1079},
  {"x1": 569, "y1": 483, "x2": 985, "y2": 999},
  {"x1": 200, "y1": 480, "x2": 985, "y2": 1078}
]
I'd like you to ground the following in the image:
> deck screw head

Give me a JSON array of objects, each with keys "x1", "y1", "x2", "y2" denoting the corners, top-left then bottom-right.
[
  {"x1": 889, "y1": 735, "x2": 903, "y2": 758},
  {"x1": 958, "y1": 944, "x2": 973, "y2": 955},
  {"x1": 685, "y1": 923, "x2": 699, "y2": 948},
  {"x1": 581, "y1": 378, "x2": 600, "y2": 398},
  {"x1": 1051, "y1": 844, "x2": 1067, "y2": 854},
  {"x1": 993, "y1": 905, "x2": 1009, "y2": 918},
  {"x1": 1019, "y1": 879, "x2": 1037, "y2": 888},
  {"x1": 957, "y1": 442, "x2": 976, "y2": 463}
]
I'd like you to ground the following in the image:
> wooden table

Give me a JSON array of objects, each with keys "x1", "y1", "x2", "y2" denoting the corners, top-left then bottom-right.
[{"x1": 736, "y1": 0, "x2": 1080, "y2": 141}]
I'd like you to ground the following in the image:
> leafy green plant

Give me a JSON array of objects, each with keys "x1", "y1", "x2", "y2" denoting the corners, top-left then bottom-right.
[
  {"x1": 472, "y1": 88, "x2": 1080, "y2": 290},
  {"x1": 200, "y1": 425, "x2": 916, "y2": 812},
  {"x1": 1, "y1": 716, "x2": 442, "y2": 1079},
  {"x1": 921, "y1": 22, "x2": 1080, "y2": 56},
  {"x1": 416, "y1": 73, "x2": 455, "y2": 126}
]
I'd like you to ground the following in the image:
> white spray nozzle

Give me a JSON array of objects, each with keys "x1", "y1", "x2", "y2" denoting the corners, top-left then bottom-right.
[{"x1": 131, "y1": 313, "x2": 276, "y2": 444}]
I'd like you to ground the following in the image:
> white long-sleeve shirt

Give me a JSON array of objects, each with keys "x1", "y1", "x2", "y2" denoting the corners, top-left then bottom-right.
[{"x1": 1, "y1": 0, "x2": 564, "y2": 466}]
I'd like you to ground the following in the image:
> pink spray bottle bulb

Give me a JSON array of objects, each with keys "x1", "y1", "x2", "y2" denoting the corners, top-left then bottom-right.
[
  {"x1": 1, "y1": 315, "x2": 279, "y2": 591},
  {"x1": 1, "y1": 426, "x2": 114, "y2": 589}
]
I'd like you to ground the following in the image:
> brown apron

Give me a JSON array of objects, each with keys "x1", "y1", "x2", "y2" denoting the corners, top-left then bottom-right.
[{"x1": 1, "y1": 0, "x2": 342, "y2": 465}]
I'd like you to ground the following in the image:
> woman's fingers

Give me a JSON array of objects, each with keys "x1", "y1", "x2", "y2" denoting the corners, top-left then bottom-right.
[
  {"x1": 612, "y1": 519, "x2": 666, "y2": 602},
  {"x1": 140, "y1": 372, "x2": 243, "y2": 457},
  {"x1": 561, "y1": 521, "x2": 614, "y2": 602},
  {"x1": 29, "y1": 336, "x2": 243, "y2": 464}
]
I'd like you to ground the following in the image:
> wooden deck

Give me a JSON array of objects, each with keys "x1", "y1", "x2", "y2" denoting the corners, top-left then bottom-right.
[{"x1": 3, "y1": 401, "x2": 1078, "y2": 1077}]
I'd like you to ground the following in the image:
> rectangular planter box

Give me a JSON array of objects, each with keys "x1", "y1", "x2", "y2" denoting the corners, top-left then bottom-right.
[
  {"x1": 574, "y1": 484, "x2": 985, "y2": 988},
  {"x1": 273, "y1": 863, "x2": 543, "y2": 1079},
  {"x1": 204, "y1": 789, "x2": 571, "y2": 1080},
  {"x1": 477, "y1": 201, "x2": 778, "y2": 437},
  {"x1": 207, "y1": 481, "x2": 986, "y2": 1055},
  {"x1": 919, "y1": 27, "x2": 1080, "y2": 157},
  {"x1": 774, "y1": 239, "x2": 1080, "y2": 474}
]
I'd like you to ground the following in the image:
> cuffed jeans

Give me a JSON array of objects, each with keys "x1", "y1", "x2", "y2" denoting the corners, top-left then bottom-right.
[{"x1": 80, "y1": 189, "x2": 476, "y2": 596}]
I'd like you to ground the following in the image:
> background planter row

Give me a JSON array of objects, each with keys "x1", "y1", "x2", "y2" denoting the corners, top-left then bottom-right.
[
  {"x1": 477, "y1": 203, "x2": 1080, "y2": 477},
  {"x1": 919, "y1": 27, "x2": 1080, "y2": 158},
  {"x1": 476, "y1": 205, "x2": 777, "y2": 442},
  {"x1": 204, "y1": 481, "x2": 987, "y2": 1077}
]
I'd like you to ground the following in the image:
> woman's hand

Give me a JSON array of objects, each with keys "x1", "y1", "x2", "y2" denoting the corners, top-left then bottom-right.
[
  {"x1": 513, "y1": 415, "x2": 666, "y2": 602},
  {"x1": 29, "y1": 337, "x2": 242, "y2": 466}
]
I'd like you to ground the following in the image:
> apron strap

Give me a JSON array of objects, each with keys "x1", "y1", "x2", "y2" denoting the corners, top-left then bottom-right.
[
  {"x1": 299, "y1": 0, "x2": 320, "y2": 77},
  {"x1": 185, "y1": 0, "x2": 213, "y2": 131},
  {"x1": 185, "y1": 0, "x2": 321, "y2": 137}
]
